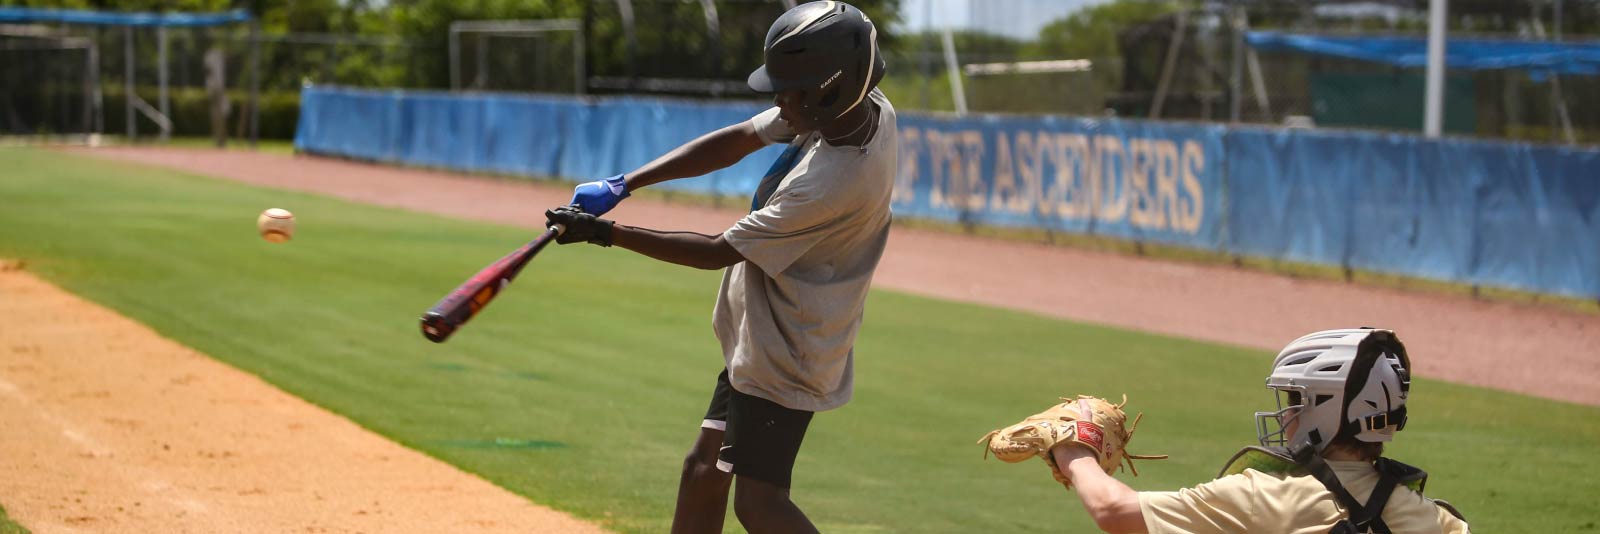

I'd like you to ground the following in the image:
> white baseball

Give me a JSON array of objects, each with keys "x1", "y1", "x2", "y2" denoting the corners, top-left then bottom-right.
[{"x1": 257, "y1": 208, "x2": 296, "y2": 243}]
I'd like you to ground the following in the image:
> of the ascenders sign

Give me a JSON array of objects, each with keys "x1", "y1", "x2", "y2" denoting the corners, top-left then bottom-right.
[{"x1": 892, "y1": 115, "x2": 1225, "y2": 248}]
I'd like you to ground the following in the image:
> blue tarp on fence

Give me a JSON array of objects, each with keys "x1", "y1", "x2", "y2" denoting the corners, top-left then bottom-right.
[
  {"x1": 0, "y1": 7, "x2": 251, "y2": 27},
  {"x1": 295, "y1": 88, "x2": 784, "y2": 197},
  {"x1": 1246, "y1": 31, "x2": 1600, "y2": 77},
  {"x1": 295, "y1": 86, "x2": 1600, "y2": 298}
]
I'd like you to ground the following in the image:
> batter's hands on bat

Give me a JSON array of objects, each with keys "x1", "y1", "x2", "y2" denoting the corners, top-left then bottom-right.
[
  {"x1": 569, "y1": 175, "x2": 630, "y2": 216},
  {"x1": 545, "y1": 206, "x2": 615, "y2": 246}
]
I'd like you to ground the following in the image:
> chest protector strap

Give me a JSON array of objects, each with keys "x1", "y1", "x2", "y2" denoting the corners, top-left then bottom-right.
[{"x1": 1218, "y1": 445, "x2": 1442, "y2": 534}]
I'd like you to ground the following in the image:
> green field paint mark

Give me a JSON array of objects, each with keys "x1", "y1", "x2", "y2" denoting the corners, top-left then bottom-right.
[
  {"x1": 428, "y1": 362, "x2": 469, "y2": 372},
  {"x1": 507, "y1": 371, "x2": 544, "y2": 381},
  {"x1": 433, "y1": 438, "x2": 566, "y2": 450}
]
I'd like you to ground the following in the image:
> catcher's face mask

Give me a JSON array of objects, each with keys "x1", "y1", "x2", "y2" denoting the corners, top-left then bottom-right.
[{"x1": 1256, "y1": 387, "x2": 1306, "y2": 447}]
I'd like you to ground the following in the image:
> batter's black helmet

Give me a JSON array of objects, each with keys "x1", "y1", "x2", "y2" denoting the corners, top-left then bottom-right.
[{"x1": 747, "y1": 1, "x2": 886, "y2": 126}]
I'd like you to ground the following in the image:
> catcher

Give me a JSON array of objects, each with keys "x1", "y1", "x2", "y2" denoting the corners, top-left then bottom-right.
[{"x1": 981, "y1": 328, "x2": 1470, "y2": 534}]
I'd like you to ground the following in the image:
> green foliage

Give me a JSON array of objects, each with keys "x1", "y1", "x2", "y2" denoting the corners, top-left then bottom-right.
[
  {"x1": 6, "y1": 0, "x2": 898, "y2": 91},
  {"x1": 1028, "y1": 0, "x2": 1181, "y2": 99},
  {"x1": 887, "y1": 29, "x2": 1030, "y2": 62},
  {"x1": 3, "y1": 149, "x2": 1595, "y2": 533},
  {"x1": 877, "y1": 70, "x2": 957, "y2": 113},
  {"x1": 1031, "y1": 0, "x2": 1181, "y2": 60}
]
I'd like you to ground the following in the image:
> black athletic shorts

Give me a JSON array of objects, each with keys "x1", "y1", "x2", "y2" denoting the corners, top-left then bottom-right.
[{"x1": 701, "y1": 369, "x2": 814, "y2": 489}]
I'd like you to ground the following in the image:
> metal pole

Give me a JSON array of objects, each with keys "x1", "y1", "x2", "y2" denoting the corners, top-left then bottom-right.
[
  {"x1": 249, "y1": 20, "x2": 260, "y2": 148},
  {"x1": 1246, "y1": 48, "x2": 1270, "y2": 118},
  {"x1": 125, "y1": 26, "x2": 136, "y2": 141},
  {"x1": 1554, "y1": 0, "x2": 1563, "y2": 41},
  {"x1": 920, "y1": 0, "x2": 932, "y2": 110},
  {"x1": 941, "y1": 27, "x2": 966, "y2": 116},
  {"x1": 1150, "y1": 10, "x2": 1188, "y2": 119},
  {"x1": 1230, "y1": 6, "x2": 1244, "y2": 122},
  {"x1": 1550, "y1": 0, "x2": 1575, "y2": 143},
  {"x1": 475, "y1": 34, "x2": 488, "y2": 89},
  {"x1": 158, "y1": 26, "x2": 170, "y2": 141},
  {"x1": 92, "y1": 28, "x2": 103, "y2": 134},
  {"x1": 574, "y1": 25, "x2": 586, "y2": 95},
  {"x1": 700, "y1": 0, "x2": 721, "y2": 83},
  {"x1": 616, "y1": 0, "x2": 637, "y2": 88},
  {"x1": 1423, "y1": 0, "x2": 1447, "y2": 137},
  {"x1": 83, "y1": 41, "x2": 97, "y2": 135},
  {"x1": 449, "y1": 23, "x2": 460, "y2": 90}
]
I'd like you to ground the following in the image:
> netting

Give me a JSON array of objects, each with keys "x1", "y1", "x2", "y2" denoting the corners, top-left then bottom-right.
[
  {"x1": 3, "y1": 1, "x2": 1596, "y2": 145},
  {"x1": 0, "y1": 34, "x2": 93, "y2": 136},
  {"x1": 452, "y1": 22, "x2": 582, "y2": 94}
]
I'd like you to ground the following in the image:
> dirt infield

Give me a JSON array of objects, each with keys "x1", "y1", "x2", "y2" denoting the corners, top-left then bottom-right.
[
  {"x1": 74, "y1": 147, "x2": 1600, "y2": 407},
  {"x1": 0, "y1": 262, "x2": 607, "y2": 533}
]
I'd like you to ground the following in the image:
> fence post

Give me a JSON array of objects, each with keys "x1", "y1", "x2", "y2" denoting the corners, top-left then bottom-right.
[
  {"x1": 248, "y1": 20, "x2": 260, "y2": 148},
  {"x1": 124, "y1": 25, "x2": 136, "y2": 141},
  {"x1": 1229, "y1": 6, "x2": 1243, "y2": 123},
  {"x1": 941, "y1": 28, "x2": 966, "y2": 116},
  {"x1": 84, "y1": 39, "x2": 99, "y2": 135},
  {"x1": 449, "y1": 22, "x2": 460, "y2": 90},
  {"x1": 158, "y1": 26, "x2": 170, "y2": 142}
]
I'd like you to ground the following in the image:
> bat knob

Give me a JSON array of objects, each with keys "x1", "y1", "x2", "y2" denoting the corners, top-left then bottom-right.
[{"x1": 420, "y1": 312, "x2": 455, "y2": 343}]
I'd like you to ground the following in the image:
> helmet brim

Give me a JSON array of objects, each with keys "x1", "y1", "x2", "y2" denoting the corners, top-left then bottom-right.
[{"x1": 747, "y1": 65, "x2": 777, "y2": 94}]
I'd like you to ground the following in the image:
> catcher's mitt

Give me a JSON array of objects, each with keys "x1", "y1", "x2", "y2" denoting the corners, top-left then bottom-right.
[{"x1": 979, "y1": 395, "x2": 1166, "y2": 489}]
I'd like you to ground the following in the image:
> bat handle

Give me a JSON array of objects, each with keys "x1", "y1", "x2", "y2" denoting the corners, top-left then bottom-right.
[{"x1": 549, "y1": 223, "x2": 567, "y2": 236}]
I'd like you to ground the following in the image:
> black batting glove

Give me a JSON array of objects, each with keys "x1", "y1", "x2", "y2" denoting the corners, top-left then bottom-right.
[{"x1": 545, "y1": 205, "x2": 615, "y2": 247}]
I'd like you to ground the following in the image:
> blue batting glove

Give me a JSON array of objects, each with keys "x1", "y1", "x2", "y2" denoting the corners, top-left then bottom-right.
[{"x1": 570, "y1": 175, "x2": 629, "y2": 216}]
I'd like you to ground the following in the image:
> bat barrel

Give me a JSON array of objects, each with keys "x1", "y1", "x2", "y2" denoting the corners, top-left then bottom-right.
[{"x1": 417, "y1": 225, "x2": 563, "y2": 344}]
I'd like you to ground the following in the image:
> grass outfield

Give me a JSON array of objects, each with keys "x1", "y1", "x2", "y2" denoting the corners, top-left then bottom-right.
[{"x1": 1, "y1": 147, "x2": 1596, "y2": 533}]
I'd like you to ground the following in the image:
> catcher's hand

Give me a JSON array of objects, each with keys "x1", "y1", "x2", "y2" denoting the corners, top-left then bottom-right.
[{"x1": 979, "y1": 395, "x2": 1166, "y2": 489}]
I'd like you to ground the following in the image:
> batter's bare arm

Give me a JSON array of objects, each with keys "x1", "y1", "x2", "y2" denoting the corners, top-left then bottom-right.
[
  {"x1": 624, "y1": 122, "x2": 767, "y2": 191},
  {"x1": 610, "y1": 225, "x2": 744, "y2": 270}
]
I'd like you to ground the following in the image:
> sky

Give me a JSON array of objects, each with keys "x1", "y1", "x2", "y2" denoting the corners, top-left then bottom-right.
[{"x1": 896, "y1": 0, "x2": 1110, "y2": 40}]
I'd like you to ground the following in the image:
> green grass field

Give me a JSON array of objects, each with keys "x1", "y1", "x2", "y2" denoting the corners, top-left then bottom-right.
[{"x1": 1, "y1": 147, "x2": 1597, "y2": 533}]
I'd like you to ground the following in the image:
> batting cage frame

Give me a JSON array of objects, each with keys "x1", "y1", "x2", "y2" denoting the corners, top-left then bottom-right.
[
  {"x1": 449, "y1": 19, "x2": 586, "y2": 96},
  {"x1": 0, "y1": 6, "x2": 258, "y2": 145}
]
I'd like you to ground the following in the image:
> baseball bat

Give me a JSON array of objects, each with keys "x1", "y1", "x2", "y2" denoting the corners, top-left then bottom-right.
[{"x1": 420, "y1": 224, "x2": 565, "y2": 343}]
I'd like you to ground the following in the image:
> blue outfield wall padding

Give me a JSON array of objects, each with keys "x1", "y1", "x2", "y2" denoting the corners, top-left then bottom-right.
[
  {"x1": 295, "y1": 86, "x2": 1600, "y2": 298},
  {"x1": 0, "y1": 7, "x2": 251, "y2": 27}
]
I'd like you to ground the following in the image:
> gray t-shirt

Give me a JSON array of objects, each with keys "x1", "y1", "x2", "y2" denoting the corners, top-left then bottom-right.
[{"x1": 713, "y1": 89, "x2": 897, "y2": 412}]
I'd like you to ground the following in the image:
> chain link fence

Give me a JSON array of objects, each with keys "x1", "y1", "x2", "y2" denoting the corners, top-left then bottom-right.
[{"x1": 3, "y1": 1, "x2": 1596, "y2": 145}]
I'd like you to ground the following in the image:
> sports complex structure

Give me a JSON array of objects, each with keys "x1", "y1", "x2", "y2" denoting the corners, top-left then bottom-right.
[{"x1": 1, "y1": 1, "x2": 1598, "y2": 533}]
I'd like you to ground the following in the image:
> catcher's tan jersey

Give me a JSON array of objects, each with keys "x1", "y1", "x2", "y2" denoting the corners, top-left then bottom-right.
[
  {"x1": 1138, "y1": 461, "x2": 1469, "y2": 534},
  {"x1": 713, "y1": 89, "x2": 896, "y2": 412}
]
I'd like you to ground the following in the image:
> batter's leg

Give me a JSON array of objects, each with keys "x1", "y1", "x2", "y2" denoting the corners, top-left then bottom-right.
[
  {"x1": 733, "y1": 476, "x2": 818, "y2": 534},
  {"x1": 671, "y1": 426, "x2": 733, "y2": 534}
]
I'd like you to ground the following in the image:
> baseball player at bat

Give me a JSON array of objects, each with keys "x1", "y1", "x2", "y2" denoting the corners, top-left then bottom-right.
[
  {"x1": 547, "y1": 3, "x2": 892, "y2": 533},
  {"x1": 979, "y1": 328, "x2": 1470, "y2": 534}
]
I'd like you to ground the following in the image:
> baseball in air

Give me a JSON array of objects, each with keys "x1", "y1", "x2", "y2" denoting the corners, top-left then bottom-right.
[{"x1": 257, "y1": 208, "x2": 295, "y2": 243}]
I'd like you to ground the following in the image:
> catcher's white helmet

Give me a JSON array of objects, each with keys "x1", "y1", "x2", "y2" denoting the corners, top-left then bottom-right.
[{"x1": 1256, "y1": 328, "x2": 1411, "y2": 453}]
